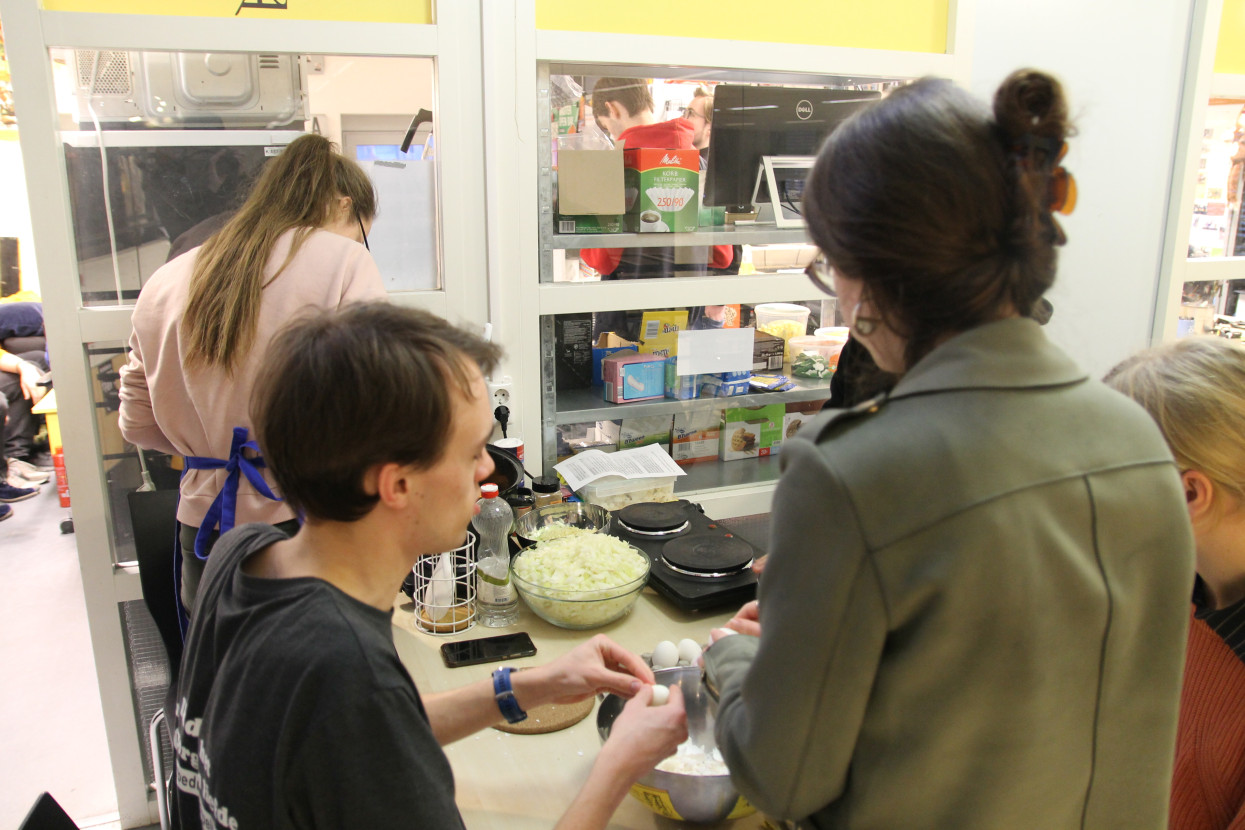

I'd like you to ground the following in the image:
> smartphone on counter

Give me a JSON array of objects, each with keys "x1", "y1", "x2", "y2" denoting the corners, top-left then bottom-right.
[{"x1": 440, "y1": 632, "x2": 537, "y2": 668}]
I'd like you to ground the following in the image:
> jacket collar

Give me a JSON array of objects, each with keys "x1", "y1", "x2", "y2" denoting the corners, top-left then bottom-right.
[{"x1": 889, "y1": 317, "x2": 1087, "y2": 400}]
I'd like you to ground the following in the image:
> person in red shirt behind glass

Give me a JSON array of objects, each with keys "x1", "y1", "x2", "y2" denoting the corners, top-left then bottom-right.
[{"x1": 584, "y1": 78, "x2": 734, "y2": 341}]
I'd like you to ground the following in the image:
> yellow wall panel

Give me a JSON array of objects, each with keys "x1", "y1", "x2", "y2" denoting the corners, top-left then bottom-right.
[
  {"x1": 536, "y1": 0, "x2": 948, "y2": 54},
  {"x1": 1218, "y1": 0, "x2": 1245, "y2": 74},
  {"x1": 37, "y1": 0, "x2": 432, "y2": 23}
]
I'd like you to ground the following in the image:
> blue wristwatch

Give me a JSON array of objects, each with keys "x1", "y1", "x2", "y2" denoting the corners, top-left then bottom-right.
[{"x1": 492, "y1": 667, "x2": 528, "y2": 724}]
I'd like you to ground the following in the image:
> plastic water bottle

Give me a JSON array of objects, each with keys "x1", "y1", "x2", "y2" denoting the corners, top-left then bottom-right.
[{"x1": 472, "y1": 483, "x2": 519, "y2": 627}]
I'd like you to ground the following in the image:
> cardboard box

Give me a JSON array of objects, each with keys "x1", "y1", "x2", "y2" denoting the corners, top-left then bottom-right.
[
  {"x1": 781, "y1": 400, "x2": 825, "y2": 449},
  {"x1": 699, "y1": 370, "x2": 751, "y2": 398},
  {"x1": 619, "y1": 415, "x2": 673, "y2": 452},
  {"x1": 638, "y1": 310, "x2": 688, "y2": 359},
  {"x1": 557, "y1": 421, "x2": 621, "y2": 463},
  {"x1": 624, "y1": 147, "x2": 700, "y2": 233},
  {"x1": 752, "y1": 330, "x2": 785, "y2": 373},
  {"x1": 592, "y1": 333, "x2": 640, "y2": 387},
  {"x1": 720, "y1": 403, "x2": 785, "y2": 461},
  {"x1": 672, "y1": 409, "x2": 722, "y2": 465},
  {"x1": 554, "y1": 313, "x2": 594, "y2": 390},
  {"x1": 602, "y1": 353, "x2": 666, "y2": 403},
  {"x1": 664, "y1": 358, "x2": 701, "y2": 400},
  {"x1": 556, "y1": 146, "x2": 625, "y2": 234}
]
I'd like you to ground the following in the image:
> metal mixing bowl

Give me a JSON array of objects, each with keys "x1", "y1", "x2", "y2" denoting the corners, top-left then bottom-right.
[
  {"x1": 597, "y1": 666, "x2": 755, "y2": 823},
  {"x1": 513, "y1": 501, "x2": 611, "y2": 547}
]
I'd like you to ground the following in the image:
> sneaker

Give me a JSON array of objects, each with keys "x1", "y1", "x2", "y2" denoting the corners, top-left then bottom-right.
[
  {"x1": 0, "y1": 504, "x2": 11, "y2": 521},
  {"x1": 0, "y1": 482, "x2": 39, "y2": 503},
  {"x1": 6, "y1": 457, "x2": 51, "y2": 484},
  {"x1": 21, "y1": 450, "x2": 55, "y2": 472},
  {"x1": 7, "y1": 470, "x2": 40, "y2": 491}
]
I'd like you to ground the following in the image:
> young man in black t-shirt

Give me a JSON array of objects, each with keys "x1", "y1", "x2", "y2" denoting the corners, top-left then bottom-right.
[{"x1": 173, "y1": 303, "x2": 687, "y2": 829}]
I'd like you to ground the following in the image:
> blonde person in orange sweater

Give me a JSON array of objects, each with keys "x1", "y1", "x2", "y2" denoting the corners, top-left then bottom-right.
[
  {"x1": 1105, "y1": 336, "x2": 1245, "y2": 830},
  {"x1": 119, "y1": 134, "x2": 386, "y2": 620}
]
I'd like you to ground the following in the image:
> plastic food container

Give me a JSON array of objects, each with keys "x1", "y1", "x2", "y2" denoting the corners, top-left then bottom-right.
[
  {"x1": 576, "y1": 474, "x2": 677, "y2": 510},
  {"x1": 754, "y1": 303, "x2": 812, "y2": 361},
  {"x1": 814, "y1": 326, "x2": 851, "y2": 341},
  {"x1": 788, "y1": 334, "x2": 850, "y2": 369}
]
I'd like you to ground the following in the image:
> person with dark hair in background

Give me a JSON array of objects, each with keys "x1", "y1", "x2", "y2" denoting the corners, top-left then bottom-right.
[
  {"x1": 118, "y1": 133, "x2": 387, "y2": 616},
  {"x1": 1105, "y1": 337, "x2": 1245, "y2": 830},
  {"x1": 173, "y1": 303, "x2": 688, "y2": 829},
  {"x1": 703, "y1": 70, "x2": 1195, "y2": 829},
  {"x1": 585, "y1": 78, "x2": 734, "y2": 341}
]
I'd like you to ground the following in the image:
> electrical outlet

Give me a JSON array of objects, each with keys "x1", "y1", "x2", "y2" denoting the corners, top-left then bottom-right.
[{"x1": 488, "y1": 376, "x2": 513, "y2": 410}]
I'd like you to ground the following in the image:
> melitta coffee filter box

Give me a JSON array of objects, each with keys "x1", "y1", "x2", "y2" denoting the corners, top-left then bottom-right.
[
  {"x1": 623, "y1": 148, "x2": 700, "y2": 233},
  {"x1": 720, "y1": 403, "x2": 785, "y2": 462}
]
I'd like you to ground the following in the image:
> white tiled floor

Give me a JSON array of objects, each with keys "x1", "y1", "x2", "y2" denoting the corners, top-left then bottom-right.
[{"x1": 0, "y1": 478, "x2": 122, "y2": 828}]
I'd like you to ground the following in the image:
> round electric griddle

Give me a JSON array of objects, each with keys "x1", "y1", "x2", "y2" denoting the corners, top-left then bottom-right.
[
  {"x1": 615, "y1": 501, "x2": 692, "y2": 536},
  {"x1": 661, "y1": 533, "x2": 755, "y2": 578},
  {"x1": 609, "y1": 500, "x2": 760, "y2": 611}
]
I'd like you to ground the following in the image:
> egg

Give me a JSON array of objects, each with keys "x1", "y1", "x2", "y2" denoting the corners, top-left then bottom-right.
[
  {"x1": 650, "y1": 685, "x2": 670, "y2": 706},
  {"x1": 677, "y1": 638, "x2": 702, "y2": 666},
  {"x1": 652, "y1": 640, "x2": 679, "y2": 669}
]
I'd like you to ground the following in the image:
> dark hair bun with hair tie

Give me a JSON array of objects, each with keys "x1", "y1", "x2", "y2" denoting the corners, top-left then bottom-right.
[{"x1": 800, "y1": 68, "x2": 1073, "y2": 369}]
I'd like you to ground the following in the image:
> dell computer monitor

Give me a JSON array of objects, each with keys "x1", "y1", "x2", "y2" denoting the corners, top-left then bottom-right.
[{"x1": 704, "y1": 85, "x2": 882, "y2": 213}]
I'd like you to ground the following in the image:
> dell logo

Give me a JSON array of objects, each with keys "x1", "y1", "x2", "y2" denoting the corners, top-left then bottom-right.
[{"x1": 796, "y1": 100, "x2": 814, "y2": 120}]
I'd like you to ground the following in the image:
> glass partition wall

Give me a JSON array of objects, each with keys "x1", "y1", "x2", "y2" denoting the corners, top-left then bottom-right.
[{"x1": 0, "y1": 1, "x2": 477, "y2": 820}]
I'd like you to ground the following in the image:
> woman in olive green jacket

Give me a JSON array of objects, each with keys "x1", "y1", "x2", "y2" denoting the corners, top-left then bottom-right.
[{"x1": 705, "y1": 70, "x2": 1194, "y2": 830}]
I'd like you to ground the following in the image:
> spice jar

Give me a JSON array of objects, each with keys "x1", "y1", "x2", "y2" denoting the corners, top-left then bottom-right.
[{"x1": 532, "y1": 476, "x2": 562, "y2": 509}]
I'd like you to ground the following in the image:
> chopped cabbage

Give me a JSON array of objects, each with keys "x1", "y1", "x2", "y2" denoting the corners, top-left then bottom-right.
[
  {"x1": 512, "y1": 535, "x2": 648, "y2": 628},
  {"x1": 528, "y1": 524, "x2": 593, "y2": 542}
]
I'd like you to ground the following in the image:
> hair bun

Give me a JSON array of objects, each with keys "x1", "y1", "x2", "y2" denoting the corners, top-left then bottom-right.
[{"x1": 993, "y1": 69, "x2": 1069, "y2": 143}]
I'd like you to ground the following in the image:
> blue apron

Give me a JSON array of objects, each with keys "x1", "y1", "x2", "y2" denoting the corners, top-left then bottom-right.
[{"x1": 174, "y1": 426, "x2": 281, "y2": 633}]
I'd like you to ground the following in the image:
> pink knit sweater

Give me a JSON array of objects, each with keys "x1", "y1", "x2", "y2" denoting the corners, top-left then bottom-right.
[
  {"x1": 1170, "y1": 608, "x2": 1245, "y2": 830},
  {"x1": 118, "y1": 228, "x2": 387, "y2": 528}
]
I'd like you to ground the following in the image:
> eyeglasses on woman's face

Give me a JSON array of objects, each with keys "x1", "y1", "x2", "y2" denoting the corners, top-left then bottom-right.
[
  {"x1": 805, "y1": 252, "x2": 882, "y2": 338},
  {"x1": 682, "y1": 105, "x2": 707, "y2": 123},
  {"x1": 805, "y1": 253, "x2": 835, "y2": 294}
]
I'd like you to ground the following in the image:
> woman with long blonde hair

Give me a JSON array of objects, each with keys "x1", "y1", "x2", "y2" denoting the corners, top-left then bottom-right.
[
  {"x1": 1105, "y1": 337, "x2": 1245, "y2": 830},
  {"x1": 119, "y1": 134, "x2": 386, "y2": 616}
]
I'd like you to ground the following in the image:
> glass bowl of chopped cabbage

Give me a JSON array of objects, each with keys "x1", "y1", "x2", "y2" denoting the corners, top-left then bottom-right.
[
  {"x1": 596, "y1": 666, "x2": 755, "y2": 823},
  {"x1": 513, "y1": 501, "x2": 612, "y2": 548},
  {"x1": 510, "y1": 534, "x2": 650, "y2": 629}
]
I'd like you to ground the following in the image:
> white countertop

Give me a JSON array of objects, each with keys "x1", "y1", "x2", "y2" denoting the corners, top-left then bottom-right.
[{"x1": 391, "y1": 587, "x2": 769, "y2": 830}]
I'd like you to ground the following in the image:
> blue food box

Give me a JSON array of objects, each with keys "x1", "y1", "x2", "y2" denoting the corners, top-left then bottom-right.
[
  {"x1": 665, "y1": 357, "x2": 702, "y2": 400},
  {"x1": 699, "y1": 370, "x2": 751, "y2": 398},
  {"x1": 602, "y1": 353, "x2": 666, "y2": 403}
]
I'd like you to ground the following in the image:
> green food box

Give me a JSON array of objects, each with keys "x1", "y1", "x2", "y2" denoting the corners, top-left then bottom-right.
[
  {"x1": 720, "y1": 403, "x2": 785, "y2": 461},
  {"x1": 623, "y1": 147, "x2": 700, "y2": 233}
]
